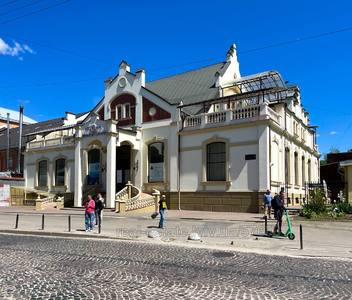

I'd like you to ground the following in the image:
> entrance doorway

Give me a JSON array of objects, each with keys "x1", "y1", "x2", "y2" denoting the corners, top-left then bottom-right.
[
  {"x1": 88, "y1": 149, "x2": 100, "y2": 185},
  {"x1": 116, "y1": 145, "x2": 131, "y2": 192}
]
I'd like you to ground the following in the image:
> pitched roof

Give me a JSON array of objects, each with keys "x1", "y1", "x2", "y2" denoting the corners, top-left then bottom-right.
[
  {"x1": 0, "y1": 117, "x2": 64, "y2": 150},
  {"x1": 145, "y1": 62, "x2": 225, "y2": 105}
]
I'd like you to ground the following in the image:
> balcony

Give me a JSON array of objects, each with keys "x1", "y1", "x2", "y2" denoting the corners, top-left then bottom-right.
[
  {"x1": 27, "y1": 136, "x2": 75, "y2": 150},
  {"x1": 183, "y1": 103, "x2": 281, "y2": 129}
]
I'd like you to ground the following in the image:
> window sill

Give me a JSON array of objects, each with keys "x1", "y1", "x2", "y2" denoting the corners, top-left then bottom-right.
[{"x1": 201, "y1": 181, "x2": 231, "y2": 187}]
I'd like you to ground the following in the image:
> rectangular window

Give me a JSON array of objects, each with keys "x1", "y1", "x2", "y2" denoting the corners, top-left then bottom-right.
[
  {"x1": 207, "y1": 142, "x2": 226, "y2": 181},
  {"x1": 38, "y1": 160, "x2": 47, "y2": 187},
  {"x1": 148, "y1": 142, "x2": 164, "y2": 182},
  {"x1": 55, "y1": 159, "x2": 65, "y2": 186}
]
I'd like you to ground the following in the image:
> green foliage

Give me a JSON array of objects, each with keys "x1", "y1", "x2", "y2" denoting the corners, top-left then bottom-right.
[
  {"x1": 333, "y1": 202, "x2": 352, "y2": 214},
  {"x1": 300, "y1": 189, "x2": 327, "y2": 219},
  {"x1": 300, "y1": 189, "x2": 351, "y2": 219}
]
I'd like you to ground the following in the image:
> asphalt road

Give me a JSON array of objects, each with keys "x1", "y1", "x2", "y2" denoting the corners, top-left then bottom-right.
[{"x1": 0, "y1": 234, "x2": 351, "y2": 300}]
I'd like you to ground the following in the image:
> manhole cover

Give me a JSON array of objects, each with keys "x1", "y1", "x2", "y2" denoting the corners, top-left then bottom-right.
[{"x1": 212, "y1": 251, "x2": 234, "y2": 258}]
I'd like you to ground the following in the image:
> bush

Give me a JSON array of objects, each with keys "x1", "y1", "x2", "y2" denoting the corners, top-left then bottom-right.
[
  {"x1": 333, "y1": 202, "x2": 352, "y2": 214},
  {"x1": 300, "y1": 189, "x2": 327, "y2": 218}
]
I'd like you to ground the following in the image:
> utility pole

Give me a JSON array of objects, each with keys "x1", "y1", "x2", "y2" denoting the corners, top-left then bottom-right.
[
  {"x1": 17, "y1": 106, "x2": 24, "y2": 174},
  {"x1": 6, "y1": 113, "x2": 10, "y2": 171}
]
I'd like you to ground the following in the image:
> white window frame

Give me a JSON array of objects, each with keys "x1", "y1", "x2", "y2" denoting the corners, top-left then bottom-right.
[{"x1": 115, "y1": 103, "x2": 131, "y2": 120}]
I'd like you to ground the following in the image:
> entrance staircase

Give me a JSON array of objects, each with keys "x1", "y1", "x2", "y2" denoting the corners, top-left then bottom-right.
[{"x1": 115, "y1": 182, "x2": 156, "y2": 213}]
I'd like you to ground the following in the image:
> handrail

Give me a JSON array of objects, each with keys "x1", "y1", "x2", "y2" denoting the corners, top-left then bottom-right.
[
  {"x1": 116, "y1": 186, "x2": 128, "y2": 200},
  {"x1": 116, "y1": 183, "x2": 154, "y2": 211}
]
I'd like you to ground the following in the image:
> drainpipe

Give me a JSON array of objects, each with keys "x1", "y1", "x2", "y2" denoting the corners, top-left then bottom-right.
[
  {"x1": 17, "y1": 106, "x2": 24, "y2": 174},
  {"x1": 177, "y1": 103, "x2": 185, "y2": 211},
  {"x1": 6, "y1": 113, "x2": 10, "y2": 171}
]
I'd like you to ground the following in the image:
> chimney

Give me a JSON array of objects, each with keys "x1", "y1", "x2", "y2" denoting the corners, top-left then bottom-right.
[
  {"x1": 119, "y1": 60, "x2": 130, "y2": 75},
  {"x1": 136, "y1": 68, "x2": 145, "y2": 87},
  {"x1": 226, "y1": 44, "x2": 238, "y2": 62}
]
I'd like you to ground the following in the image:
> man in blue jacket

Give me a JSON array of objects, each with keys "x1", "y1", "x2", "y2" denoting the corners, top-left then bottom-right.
[{"x1": 263, "y1": 190, "x2": 272, "y2": 219}]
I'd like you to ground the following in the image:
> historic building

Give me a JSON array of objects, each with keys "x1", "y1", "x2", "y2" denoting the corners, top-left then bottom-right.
[{"x1": 23, "y1": 44, "x2": 320, "y2": 212}]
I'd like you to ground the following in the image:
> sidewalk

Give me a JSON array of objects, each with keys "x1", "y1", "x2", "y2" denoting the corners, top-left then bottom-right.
[{"x1": 0, "y1": 207, "x2": 351, "y2": 260}]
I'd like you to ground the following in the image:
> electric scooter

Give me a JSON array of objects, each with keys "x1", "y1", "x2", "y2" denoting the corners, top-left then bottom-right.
[{"x1": 267, "y1": 210, "x2": 295, "y2": 240}]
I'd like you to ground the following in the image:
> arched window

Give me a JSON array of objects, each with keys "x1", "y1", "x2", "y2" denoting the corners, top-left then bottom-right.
[
  {"x1": 308, "y1": 159, "x2": 311, "y2": 183},
  {"x1": 88, "y1": 149, "x2": 100, "y2": 185},
  {"x1": 285, "y1": 148, "x2": 290, "y2": 184},
  {"x1": 294, "y1": 152, "x2": 299, "y2": 186},
  {"x1": 55, "y1": 158, "x2": 65, "y2": 186},
  {"x1": 207, "y1": 142, "x2": 226, "y2": 181},
  {"x1": 38, "y1": 160, "x2": 48, "y2": 187},
  {"x1": 301, "y1": 156, "x2": 305, "y2": 186},
  {"x1": 148, "y1": 142, "x2": 164, "y2": 182}
]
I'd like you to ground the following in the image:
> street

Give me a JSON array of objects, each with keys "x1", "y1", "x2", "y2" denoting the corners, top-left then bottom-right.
[{"x1": 0, "y1": 234, "x2": 351, "y2": 299}]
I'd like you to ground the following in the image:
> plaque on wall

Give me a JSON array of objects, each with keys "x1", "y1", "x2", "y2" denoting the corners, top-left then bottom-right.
[{"x1": 245, "y1": 154, "x2": 256, "y2": 160}]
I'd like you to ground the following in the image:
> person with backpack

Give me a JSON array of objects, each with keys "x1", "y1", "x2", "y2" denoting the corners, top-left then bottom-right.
[
  {"x1": 271, "y1": 192, "x2": 285, "y2": 235},
  {"x1": 95, "y1": 193, "x2": 105, "y2": 226},
  {"x1": 158, "y1": 195, "x2": 168, "y2": 229}
]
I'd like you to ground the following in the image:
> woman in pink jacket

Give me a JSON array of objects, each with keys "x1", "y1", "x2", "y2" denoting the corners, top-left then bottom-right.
[{"x1": 84, "y1": 195, "x2": 95, "y2": 232}]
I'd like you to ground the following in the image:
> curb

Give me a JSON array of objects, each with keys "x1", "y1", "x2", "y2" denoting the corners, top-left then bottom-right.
[{"x1": 0, "y1": 229, "x2": 134, "y2": 241}]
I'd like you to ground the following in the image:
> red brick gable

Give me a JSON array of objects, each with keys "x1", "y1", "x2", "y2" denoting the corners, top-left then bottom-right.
[
  {"x1": 143, "y1": 97, "x2": 171, "y2": 123},
  {"x1": 110, "y1": 94, "x2": 136, "y2": 126}
]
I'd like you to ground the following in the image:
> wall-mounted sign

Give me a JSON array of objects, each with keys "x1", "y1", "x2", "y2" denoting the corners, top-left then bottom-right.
[{"x1": 245, "y1": 154, "x2": 256, "y2": 160}]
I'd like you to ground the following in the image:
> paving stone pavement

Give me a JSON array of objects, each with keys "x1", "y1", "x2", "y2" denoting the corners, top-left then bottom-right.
[{"x1": 0, "y1": 234, "x2": 351, "y2": 300}]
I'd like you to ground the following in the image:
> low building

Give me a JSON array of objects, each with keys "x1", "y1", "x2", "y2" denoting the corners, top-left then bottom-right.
[
  {"x1": 0, "y1": 113, "x2": 83, "y2": 173},
  {"x1": 23, "y1": 44, "x2": 320, "y2": 212},
  {"x1": 321, "y1": 152, "x2": 352, "y2": 202},
  {"x1": 0, "y1": 107, "x2": 36, "y2": 130}
]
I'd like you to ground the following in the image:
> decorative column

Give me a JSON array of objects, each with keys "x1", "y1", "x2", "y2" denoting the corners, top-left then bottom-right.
[
  {"x1": 74, "y1": 127, "x2": 83, "y2": 207},
  {"x1": 106, "y1": 120, "x2": 117, "y2": 208}
]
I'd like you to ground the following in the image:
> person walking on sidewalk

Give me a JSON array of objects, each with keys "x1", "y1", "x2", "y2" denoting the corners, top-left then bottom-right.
[
  {"x1": 84, "y1": 195, "x2": 95, "y2": 232},
  {"x1": 95, "y1": 193, "x2": 105, "y2": 226},
  {"x1": 158, "y1": 195, "x2": 168, "y2": 229},
  {"x1": 271, "y1": 192, "x2": 285, "y2": 235},
  {"x1": 263, "y1": 189, "x2": 272, "y2": 219}
]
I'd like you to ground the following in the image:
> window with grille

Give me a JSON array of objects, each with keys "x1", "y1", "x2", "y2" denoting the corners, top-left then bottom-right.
[{"x1": 207, "y1": 142, "x2": 226, "y2": 181}]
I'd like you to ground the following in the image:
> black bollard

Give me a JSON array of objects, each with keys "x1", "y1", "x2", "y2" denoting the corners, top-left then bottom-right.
[
  {"x1": 68, "y1": 215, "x2": 71, "y2": 232},
  {"x1": 41, "y1": 214, "x2": 45, "y2": 230},
  {"x1": 300, "y1": 224, "x2": 303, "y2": 250},
  {"x1": 264, "y1": 215, "x2": 268, "y2": 234},
  {"x1": 15, "y1": 213, "x2": 19, "y2": 229},
  {"x1": 98, "y1": 219, "x2": 101, "y2": 234}
]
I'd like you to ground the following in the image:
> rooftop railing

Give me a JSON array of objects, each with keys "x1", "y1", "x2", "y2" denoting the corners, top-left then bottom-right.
[{"x1": 27, "y1": 136, "x2": 75, "y2": 150}]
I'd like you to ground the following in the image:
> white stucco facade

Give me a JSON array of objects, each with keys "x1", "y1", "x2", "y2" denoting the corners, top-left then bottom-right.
[{"x1": 23, "y1": 45, "x2": 320, "y2": 212}]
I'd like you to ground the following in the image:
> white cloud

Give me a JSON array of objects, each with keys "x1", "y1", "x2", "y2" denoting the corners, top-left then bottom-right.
[
  {"x1": 0, "y1": 37, "x2": 35, "y2": 58},
  {"x1": 329, "y1": 131, "x2": 339, "y2": 135}
]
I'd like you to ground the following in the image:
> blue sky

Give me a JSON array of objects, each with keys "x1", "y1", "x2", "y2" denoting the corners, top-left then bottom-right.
[{"x1": 0, "y1": 0, "x2": 351, "y2": 154}]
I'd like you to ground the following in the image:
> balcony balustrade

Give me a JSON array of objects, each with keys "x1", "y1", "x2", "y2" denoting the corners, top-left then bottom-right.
[
  {"x1": 27, "y1": 136, "x2": 75, "y2": 150},
  {"x1": 183, "y1": 103, "x2": 281, "y2": 129}
]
